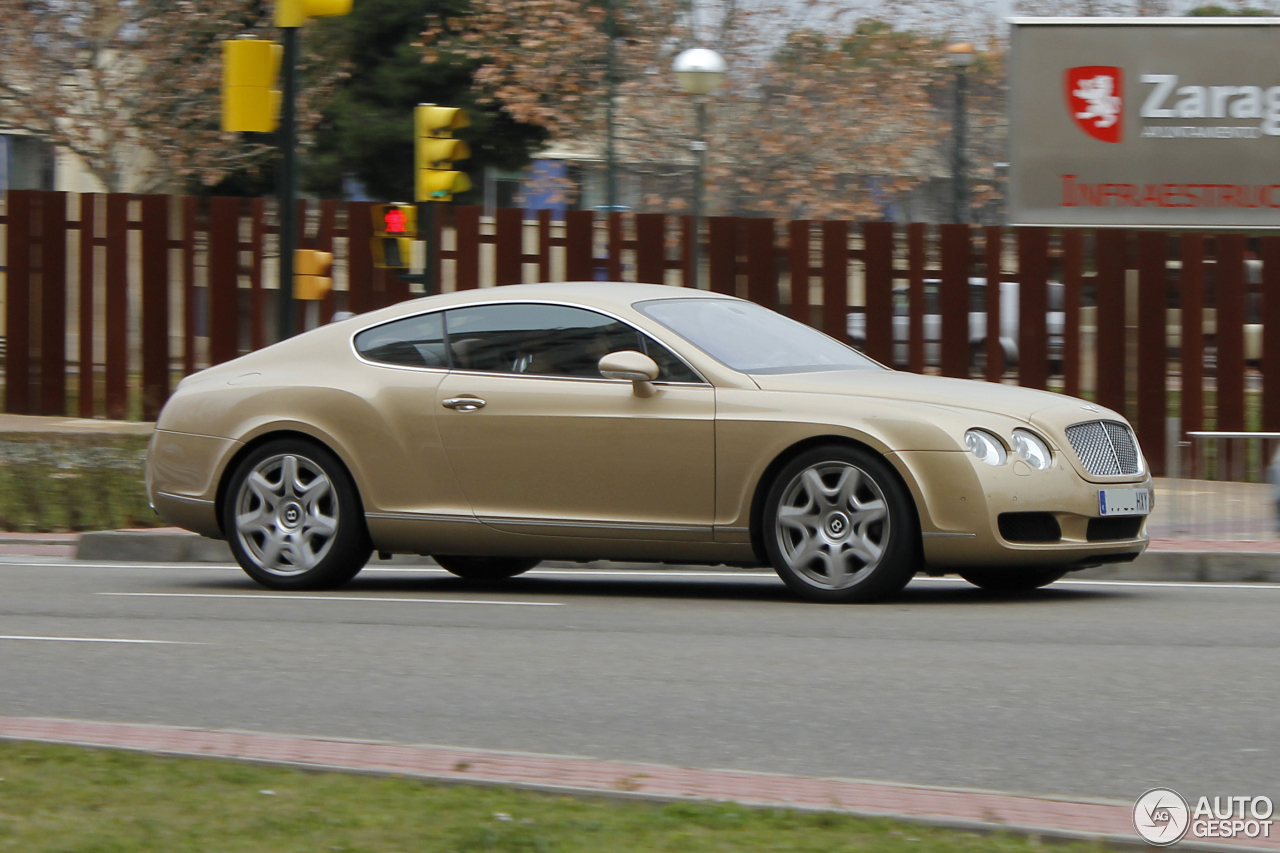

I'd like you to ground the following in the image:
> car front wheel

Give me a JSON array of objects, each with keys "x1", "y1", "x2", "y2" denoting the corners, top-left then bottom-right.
[
  {"x1": 224, "y1": 439, "x2": 371, "y2": 590},
  {"x1": 762, "y1": 445, "x2": 920, "y2": 603}
]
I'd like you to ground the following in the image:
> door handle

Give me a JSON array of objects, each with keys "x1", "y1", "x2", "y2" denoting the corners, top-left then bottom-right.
[{"x1": 442, "y1": 396, "x2": 486, "y2": 412}]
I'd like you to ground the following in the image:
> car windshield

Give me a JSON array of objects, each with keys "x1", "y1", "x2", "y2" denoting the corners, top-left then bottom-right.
[{"x1": 636, "y1": 298, "x2": 885, "y2": 375}]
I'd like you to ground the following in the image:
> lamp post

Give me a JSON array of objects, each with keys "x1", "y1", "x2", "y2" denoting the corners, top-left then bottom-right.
[
  {"x1": 673, "y1": 48, "x2": 726, "y2": 289},
  {"x1": 945, "y1": 42, "x2": 975, "y2": 225}
]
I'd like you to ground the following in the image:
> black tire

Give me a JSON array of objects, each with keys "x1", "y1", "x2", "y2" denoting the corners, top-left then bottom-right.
[
  {"x1": 958, "y1": 566, "x2": 1068, "y2": 591},
  {"x1": 761, "y1": 444, "x2": 920, "y2": 603},
  {"x1": 223, "y1": 438, "x2": 371, "y2": 591},
  {"x1": 433, "y1": 555, "x2": 541, "y2": 581}
]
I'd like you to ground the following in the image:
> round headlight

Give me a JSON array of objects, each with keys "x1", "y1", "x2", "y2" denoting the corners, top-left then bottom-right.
[
  {"x1": 1011, "y1": 429, "x2": 1052, "y2": 471},
  {"x1": 964, "y1": 429, "x2": 1007, "y2": 466}
]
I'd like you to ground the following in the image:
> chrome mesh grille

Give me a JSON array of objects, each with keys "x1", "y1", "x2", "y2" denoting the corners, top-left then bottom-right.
[{"x1": 1064, "y1": 420, "x2": 1141, "y2": 476}]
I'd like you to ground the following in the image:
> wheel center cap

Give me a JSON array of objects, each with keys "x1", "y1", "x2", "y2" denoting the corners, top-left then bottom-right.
[
  {"x1": 281, "y1": 503, "x2": 302, "y2": 528},
  {"x1": 826, "y1": 512, "x2": 850, "y2": 538}
]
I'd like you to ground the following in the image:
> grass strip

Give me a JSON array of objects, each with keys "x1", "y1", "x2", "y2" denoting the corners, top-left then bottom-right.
[
  {"x1": 0, "y1": 741, "x2": 1116, "y2": 852},
  {"x1": 0, "y1": 434, "x2": 160, "y2": 532}
]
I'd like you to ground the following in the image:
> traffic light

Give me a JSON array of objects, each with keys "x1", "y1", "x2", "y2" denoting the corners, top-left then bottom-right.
[
  {"x1": 293, "y1": 249, "x2": 333, "y2": 300},
  {"x1": 275, "y1": 0, "x2": 352, "y2": 27},
  {"x1": 370, "y1": 204, "x2": 416, "y2": 269},
  {"x1": 415, "y1": 105, "x2": 472, "y2": 202},
  {"x1": 221, "y1": 38, "x2": 282, "y2": 133}
]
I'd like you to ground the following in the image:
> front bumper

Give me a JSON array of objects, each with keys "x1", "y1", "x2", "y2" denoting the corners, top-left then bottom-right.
[{"x1": 893, "y1": 449, "x2": 1150, "y2": 569}]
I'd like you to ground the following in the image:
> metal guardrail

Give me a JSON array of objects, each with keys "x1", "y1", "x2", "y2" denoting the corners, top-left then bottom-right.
[{"x1": 1150, "y1": 431, "x2": 1280, "y2": 541}]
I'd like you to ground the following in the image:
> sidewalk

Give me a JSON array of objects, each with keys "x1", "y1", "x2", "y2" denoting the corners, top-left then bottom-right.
[{"x1": 0, "y1": 717, "x2": 1272, "y2": 851}]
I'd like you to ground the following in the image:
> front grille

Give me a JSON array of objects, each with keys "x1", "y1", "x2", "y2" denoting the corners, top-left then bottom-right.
[
  {"x1": 1087, "y1": 516, "x2": 1144, "y2": 541},
  {"x1": 1064, "y1": 420, "x2": 1142, "y2": 476},
  {"x1": 998, "y1": 512, "x2": 1062, "y2": 543}
]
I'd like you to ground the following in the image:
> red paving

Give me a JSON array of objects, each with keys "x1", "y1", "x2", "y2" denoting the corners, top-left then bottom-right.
[{"x1": 1, "y1": 717, "x2": 1276, "y2": 849}]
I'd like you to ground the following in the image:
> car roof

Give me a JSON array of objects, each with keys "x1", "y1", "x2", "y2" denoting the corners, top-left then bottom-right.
[{"x1": 360, "y1": 282, "x2": 736, "y2": 324}]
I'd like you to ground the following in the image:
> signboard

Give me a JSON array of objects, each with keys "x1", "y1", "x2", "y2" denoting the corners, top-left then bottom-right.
[{"x1": 1009, "y1": 19, "x2": 1280, "y2": 228}]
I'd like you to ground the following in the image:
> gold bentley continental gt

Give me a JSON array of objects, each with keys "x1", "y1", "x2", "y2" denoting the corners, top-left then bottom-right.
[{"x1": 145, "y1": 282, "x2": 1151, "y2": 603}]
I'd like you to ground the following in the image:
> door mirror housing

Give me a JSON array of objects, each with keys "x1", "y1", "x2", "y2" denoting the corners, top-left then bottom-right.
[{"x1": 598, "y1": 351, "x2": 660, "y2": 396}]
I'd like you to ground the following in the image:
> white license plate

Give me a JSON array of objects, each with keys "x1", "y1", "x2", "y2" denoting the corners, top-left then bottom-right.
[{"x1": 1099, "y1": 488, "x2": 1150, "y2": 516}]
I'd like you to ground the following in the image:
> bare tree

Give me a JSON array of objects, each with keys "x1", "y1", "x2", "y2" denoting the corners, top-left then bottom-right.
[{"x1": 0, "y1": 0, "x2": 342, "y2": 193}]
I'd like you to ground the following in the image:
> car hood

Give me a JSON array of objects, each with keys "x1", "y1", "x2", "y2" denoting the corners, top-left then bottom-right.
[{"x1": 750, "y1": 370, "x2": 1118, "y2": 425}]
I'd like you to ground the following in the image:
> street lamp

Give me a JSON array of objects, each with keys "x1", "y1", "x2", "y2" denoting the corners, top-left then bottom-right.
[
  {"x1": 673, "y1": 47, "x2": 726, "y2": 289},
  {"x1": 945, "y1": 41, "x2": 975, "y2": 225}
]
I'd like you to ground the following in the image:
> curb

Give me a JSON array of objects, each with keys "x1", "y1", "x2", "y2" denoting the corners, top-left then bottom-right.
[
  {"x1": 0, "y1": 717, "x2": 1274, "y2": 853},
  {"x1": 2, "y1": 530, "x2": 1278, "y2": 583}
]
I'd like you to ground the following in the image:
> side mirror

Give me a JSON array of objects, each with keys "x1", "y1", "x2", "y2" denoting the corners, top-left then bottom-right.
[{"x1": 598, "y1": 350, "x2": 660, "y2": 397}]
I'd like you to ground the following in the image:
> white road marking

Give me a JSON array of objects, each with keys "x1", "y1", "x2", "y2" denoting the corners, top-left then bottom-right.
[
  {"x1": 99, "y1": 592, "x2": 563, "y2": 606},
  {"x1": 0, "y1": 635, "x2": 202, "y2": 645},
  {"x1": 912, "y1": 576, "x2": 1280, "y2": 591}
]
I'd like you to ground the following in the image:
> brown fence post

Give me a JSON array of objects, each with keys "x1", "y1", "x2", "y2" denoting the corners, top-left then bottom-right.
[
  {"x1": 346, "y1": 201, "x2": 374, "y2": 313},
  {"x1": 1061, "y1": 229, "x2": 1083, "y2": 397},
  {"x1": 78, "y1": 193, "x2": 98, "y2": 417},
  {"x1": 207, "y1": 197, "x2": 241, "y2": 365},
  {"x1": 788, "y1": 220, "x2": 811, "y2": 324},
  {"x1": 454, "y1": 206, "x2": 481, "y2": 290},
  {"x1": 564, "y1": 210, "x2": 593, "y2": 282},
  {"x1": 39, "y1": 191, "x2": 68, "y2": 415},
  {"x1": 939, "y1": 223, "x2": 970, "y2": 379},
  {"x1": 140, "y1": 195, "x2": 170, "y2": 420},
  {"x1": 984, "y1": 226, "x2": 1004, "y2": 382},
  {"x1": 680, "y1": 215, "x2": 693, "y2": 287},
  {"x1": 745, "y1": 218, "x2": 776, "y2": 310},
  {"x1": 183, "y1": 196, "x2": 201, "y2": 371},
  {"x1": 495, "y1": 207, "x2": 524, "y2": 286},
  {"x1": 537, "y1": 209, "x2": 552, "y2": 283},
  {"x1": 104, "y1": 193, "x2": 129, "y2": 420},
  {"x1": 606, "y1": 212, "x2": 623, "y2": 281},
  {"x1": 1180, "y1": 235, "x2": 1205, "y2": 449},
  {"x1": 907, "y1": 223, "x2": 926, "y2": 373},
  {"x1": 316, "y1": 199, "x2": 337, "y2": 322},
  {"x1": 1016, "y1": 227, "x2": 1048, "y2": 390},
  {"x1": 708, "y1": 216, "x2": 736, "y2": 296},
  {"x1": 1094, "y1": 229, "x2": 1128, "y2": 416},
  {"x1": 1262, "y1": 236, "x2": 1280, "y2": 433},
  {"x1": 3, "y1": 190, "x2": 32, "y2": 414},
  {"x1": 863, "y1": 222, "x2": 894, "y2": 366},
  {"x1": 821, "y1": 220, "x2": 848, "y2": 342},
  {"x1": 1136, "y1": 231, "x2": 1168, "y2": 475},
  {"x1": 1216, "y1": 233, "x2": 1246, "y2": 435},
  {"x1": 635, "y1": 213, "x2": 665, "y2": 284}
]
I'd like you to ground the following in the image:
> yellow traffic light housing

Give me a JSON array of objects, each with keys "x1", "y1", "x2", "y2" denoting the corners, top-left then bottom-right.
[
  {"x1": 221, "y1": 38, "x2": 283, "y2": 132},
  {"x1": 371, "y1": 237, "x2": 414, "y2": 269},
  {"x1": 415, "y1": 104, "x2": 471, "y2": 202},
  {"x1": 293, "y1": 249, "x2": 333, "y2": 300},
  {"x1": 372, "y1": 204, "x2": 418, "y2": 238},
  {"x1": 275, "y1": 0, "x2": 352, "y2": 27}
]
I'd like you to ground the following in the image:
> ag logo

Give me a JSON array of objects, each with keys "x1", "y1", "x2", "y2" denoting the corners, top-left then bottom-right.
[
  {"x1": 1066, "y1": 66, "x2": 1123, "y2": 143},
  {"x1": 1133, "y1": 788, "x2": 1190, "y2": 846}
]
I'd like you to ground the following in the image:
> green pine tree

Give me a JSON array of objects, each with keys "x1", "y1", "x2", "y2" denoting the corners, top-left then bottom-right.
[{"x1": 303, "y1": 0, "x2": 547, "y2": 201}]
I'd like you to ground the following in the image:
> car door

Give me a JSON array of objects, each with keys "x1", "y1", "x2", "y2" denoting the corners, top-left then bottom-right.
[{"x1": 434, "y1": 302, "x2": 716, "y2": 540}]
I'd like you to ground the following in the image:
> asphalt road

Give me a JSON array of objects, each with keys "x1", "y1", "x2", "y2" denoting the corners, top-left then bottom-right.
[{"x1": 2, "y1": 556, "x2": 1277, "y2": 805}]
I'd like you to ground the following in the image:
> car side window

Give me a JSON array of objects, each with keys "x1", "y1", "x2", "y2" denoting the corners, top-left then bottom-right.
[
  {"x1": 444, "y1": 303, "x2": 699, "y2": 382},
  {"x1": 354, "y1": 311, "x2": 449, "y2": 368}
]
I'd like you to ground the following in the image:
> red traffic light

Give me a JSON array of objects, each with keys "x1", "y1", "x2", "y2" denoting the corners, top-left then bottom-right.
[{"x1": 384, "y1": 207, "x2": 408, "y2": 234}]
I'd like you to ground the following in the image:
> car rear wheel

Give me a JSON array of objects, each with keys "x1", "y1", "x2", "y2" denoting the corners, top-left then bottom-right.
[
  {"x1": 762, "y1": 445, "x2": 919, "y2": 603},
  {"x1": 958, "y1": 566, "x2": 1068, "y2": 591},
  {"x1": 433, "y1": 556, "x2": 541, "y2": 581},
  {"x1": 224, "y1": 439, "x2": 371, "y2": 591}
]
